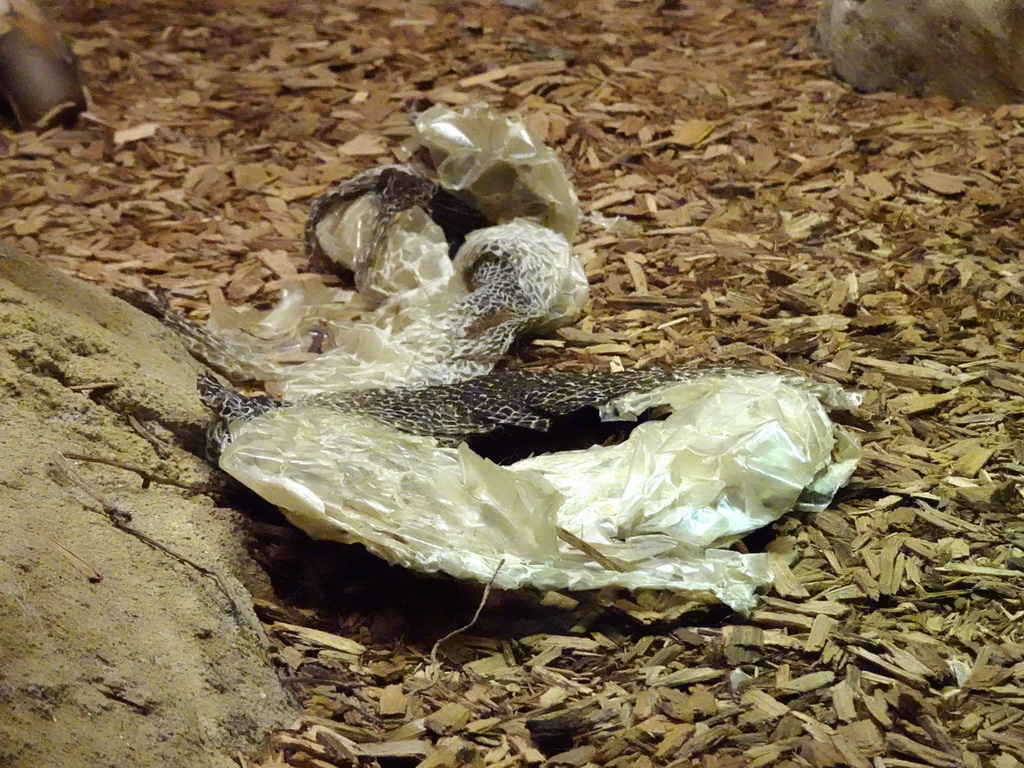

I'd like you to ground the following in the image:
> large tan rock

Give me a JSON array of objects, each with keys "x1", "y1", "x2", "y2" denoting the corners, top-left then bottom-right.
[
  {"x1": 815, "y1": 0, "x2": 1024, "y2": 104},
  {"x1": 0, "y1": 247, "x2": 297, "y2": 768}
]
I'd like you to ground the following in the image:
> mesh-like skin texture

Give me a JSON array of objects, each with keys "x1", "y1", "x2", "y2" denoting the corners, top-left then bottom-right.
[
  {"x1": 305, "y1": 166, "x2": 436, "y2": 254},
  {"x1": 306, "y1": 165, "x2": 440, "y2": 299},
  {"x1": 164, "y1": 110, "x2": 862, "y2": 606},
  {"x1": 199, "y1": 365, "x2": 856, "y2": 458},
  {"x1": 198, "y1": 368, "x2": 673, "y2": 458},
  {"x1": 312, "y1": 368, "x2": 679, "y2": 440},
  {"x1": 130, "y1": 164, "x2": 587, "y2": 398},
  {"x1": 197, "y1": 372, "x2": 281, "y2": 459},
  {"x1": 276, "y1": 216, "x2": 585, "y2": 398},
  {"x1": 172, "y1": 113, "x2": 862, "y2": 607}
]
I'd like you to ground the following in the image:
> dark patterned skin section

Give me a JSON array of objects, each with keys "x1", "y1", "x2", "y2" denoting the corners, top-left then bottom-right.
[{"x1": 199, "y1": 367, "x2": 690, "y2": 458}]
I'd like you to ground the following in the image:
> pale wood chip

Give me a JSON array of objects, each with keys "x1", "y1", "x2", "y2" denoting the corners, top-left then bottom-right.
[
  {"x1": 338, "y1": 133, "x2": 387, "y2": 156},
  {"x1": 269, "y1": 622, "x2": 365, "y2": 657},
  {"x1": 916, "y1": 169, "x2": 968, "y2": 196},
  {"x1": 113, "y1": 122, "x2": 160, "y2": 145},
  {"x1": 665, "y1": 119, "x2": 718, "y2": 148}
]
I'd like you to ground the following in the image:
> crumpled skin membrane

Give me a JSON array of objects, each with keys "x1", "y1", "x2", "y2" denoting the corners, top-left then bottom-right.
[
  {"x1": 194, "y1": 217, "x2": 588, "y2": 393},
  {"x1": 277, "y1": 218, "x2": 588, "y2": 398},
  {"x1": 219, "y1": 371, "x2": 860, "y2": 612},
  {"x1": 168, "y1": 106, "x2": 588, "y2": 398},
  {"x1": 406, "y1": 103, "x2": 581, "y2": 241},
  {"x1": 314, "y1": 195, "x2": 454, "y2": 306},
  {"x1": 163, "y1": 104, "x2": 862, "y2": 610}
]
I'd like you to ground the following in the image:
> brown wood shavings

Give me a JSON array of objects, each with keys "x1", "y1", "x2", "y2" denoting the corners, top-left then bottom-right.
[{"x1": 6, "y1": 0, "x2": 1024, "y2": 766}]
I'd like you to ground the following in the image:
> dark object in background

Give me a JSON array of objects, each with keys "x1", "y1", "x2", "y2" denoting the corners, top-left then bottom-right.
[
  {"x1": 0, "y1": 0, "x2": 86, "y2": 129},
  {"x1": 814, "y1": 0, "x2": 1024, "y2": 105}
]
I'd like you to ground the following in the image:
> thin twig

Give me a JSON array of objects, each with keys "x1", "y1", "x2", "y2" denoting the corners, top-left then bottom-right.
[
  {"x1": 556, "y1": 527, "x2": 627, "y2": 573},
  {"x1": 53, "y1": 454, "x2": 245, "y2": 622},
  {"x1": 406, "y1": 559, "x2": 505, "y2": 708},
  {"x1": 40, "y1": 533, "x2": 103, "y2": 582},
  {"x1": 429, "y1": 561, "x2": 504, "y2": 668},
  {"x1": 61, "y1": 452, "x2": 222, "y2": 494},
  {"x1": 54, "y1": 454, "x2": 133, "y2": 525},
  {"x1": 128, "y1": 413, "x2": 172, "y2": 458},
  {"x1": 67, "y1": 381, "x2": 118, "y2": 392}
]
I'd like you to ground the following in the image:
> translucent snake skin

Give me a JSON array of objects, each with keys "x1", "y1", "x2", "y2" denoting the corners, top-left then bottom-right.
[
  {"x1": 151, "y1": 162, "x2": 854, "y2": 459},
  {"x1": 128, "y1": 105, "x2": 860, "y2": 609},
  {"x1": 144, "y1": 164, "x2": 588, "y2": 401}
]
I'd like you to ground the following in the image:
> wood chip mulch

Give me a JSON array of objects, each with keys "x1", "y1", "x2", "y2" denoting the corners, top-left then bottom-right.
[{"x1": 5, "y1": 0, "x2": 1024, "y2": 766}]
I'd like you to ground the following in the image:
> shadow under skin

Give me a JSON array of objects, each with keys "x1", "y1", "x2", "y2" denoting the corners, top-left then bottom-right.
[
  {"x1": 240, "y1": 485, "x2": 762, "y2": 657},
  {"x1": 240, "y1": 494, "x2": 578, "y2": 642},
  {"x1": 223, "y1": 399, "x2": 801, "y2": 651}
]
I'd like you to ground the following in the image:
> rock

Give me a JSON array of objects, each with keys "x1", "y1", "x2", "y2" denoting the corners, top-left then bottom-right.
[
  {"x1": 0, "y1": 246, "x2": 297, "y2": 768},
  {"x1": 814, "y1": 0, "x2": 1024, "y2": 105}
]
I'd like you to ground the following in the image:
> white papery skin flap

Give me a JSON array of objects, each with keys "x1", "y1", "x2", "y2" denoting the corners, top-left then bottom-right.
[{"x1": 219, "y1": 373, "x2": 859, "y2": 612}]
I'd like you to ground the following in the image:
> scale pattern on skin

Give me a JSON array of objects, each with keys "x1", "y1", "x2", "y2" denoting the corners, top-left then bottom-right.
[
  {"x1": 199, "y1": 364, "x2": 856, "y2": 459},
  {"x1": 135, "y1": 164, "x2": 586, "y2": 400}
]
